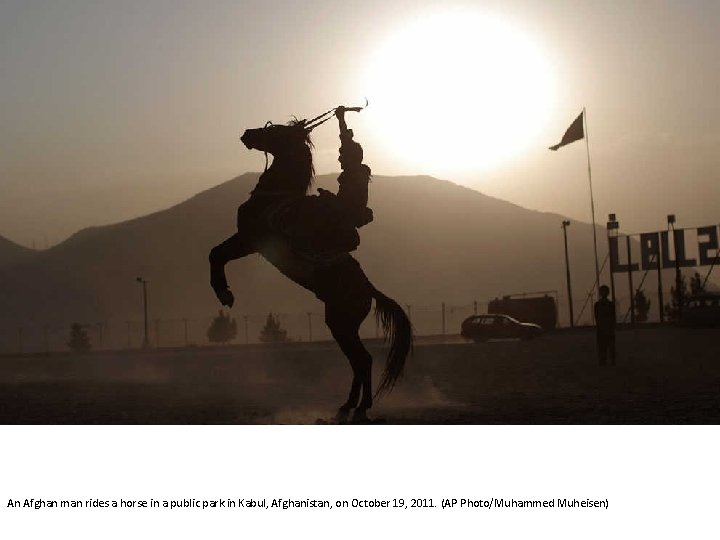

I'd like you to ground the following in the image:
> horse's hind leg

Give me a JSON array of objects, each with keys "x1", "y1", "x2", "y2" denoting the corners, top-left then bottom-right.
[
  {"x1": 325, "y1": 298, "x2": 373, "y2": 422},
  {"x1": 331, "y1": 330, "x2": 373, "y2": 422},
  {"x1": 336, "y1": 349, "x2": 363, "y2": 419},
  {"x1": 209, "y1": 233, "x2": 254, "y2": 307}
]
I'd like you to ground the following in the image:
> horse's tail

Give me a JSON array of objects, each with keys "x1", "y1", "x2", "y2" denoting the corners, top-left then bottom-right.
[{"x1": 372, "y1": 287, "x2": 413, "y2": 396}]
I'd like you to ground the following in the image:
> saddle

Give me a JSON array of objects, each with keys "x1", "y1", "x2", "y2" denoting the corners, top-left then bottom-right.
[{"x1": 265, "y1": 190, "x2": 372, "y2": 255}]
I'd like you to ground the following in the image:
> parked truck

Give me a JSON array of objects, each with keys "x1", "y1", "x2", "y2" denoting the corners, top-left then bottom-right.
[{"x1": 488, "y1": 293, "x2": 558, "y2": 330}]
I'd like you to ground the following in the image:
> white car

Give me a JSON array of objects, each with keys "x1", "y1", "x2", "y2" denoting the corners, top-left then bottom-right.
[{"x1": 461, "y1": 314, "x2": 543, "y2": 342}]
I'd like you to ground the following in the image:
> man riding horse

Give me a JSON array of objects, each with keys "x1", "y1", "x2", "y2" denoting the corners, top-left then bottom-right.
[
  {"x1": 208, "y1": 103, "x2": 412, "y2": 420},
  {"x1": 210, "y1": 106, "x2": 373, "y2": 308}
]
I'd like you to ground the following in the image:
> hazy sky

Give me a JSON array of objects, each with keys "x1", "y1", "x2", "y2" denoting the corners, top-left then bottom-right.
[{"x1": 1, "y1": 0, "x2": 718, "y2": 246}]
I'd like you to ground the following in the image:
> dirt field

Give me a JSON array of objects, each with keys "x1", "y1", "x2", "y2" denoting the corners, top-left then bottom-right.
[{"x1": 1, "y1": 326, "x2": 718, "y2": 424}]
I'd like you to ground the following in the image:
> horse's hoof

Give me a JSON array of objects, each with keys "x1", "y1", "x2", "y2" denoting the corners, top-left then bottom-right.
[
  {"x1": 335, "y1": 408, "x2": 351, "y2": 424},
  {"x1": 351, "y1": 409, "x2": 370, "y2": 424},
  {"x1": 216, "y1": 289, "x2": 235, "y2": 308}
]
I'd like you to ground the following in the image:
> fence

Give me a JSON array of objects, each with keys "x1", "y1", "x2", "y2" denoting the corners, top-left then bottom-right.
[{"x1": 0, "y1": 288, "x2": 687, "y2": 355}]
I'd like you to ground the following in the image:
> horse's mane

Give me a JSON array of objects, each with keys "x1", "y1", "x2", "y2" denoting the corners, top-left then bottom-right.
[
  {"x1": 287, "y1": 119, "x2": 315, "y2": 192},
  {"x1": 256, "y1": 119, "x2": 316, "y2": 195}
]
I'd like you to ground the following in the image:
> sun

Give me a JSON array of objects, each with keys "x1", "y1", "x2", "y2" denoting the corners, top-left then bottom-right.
[{"x1": 361, "y1": 11, "x2": 557, "y2": 175}]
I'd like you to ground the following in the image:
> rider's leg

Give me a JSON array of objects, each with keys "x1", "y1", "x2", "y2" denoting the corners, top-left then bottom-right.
[{"x1": 336, "y1": 165, "x2": 372, "y2": 228}]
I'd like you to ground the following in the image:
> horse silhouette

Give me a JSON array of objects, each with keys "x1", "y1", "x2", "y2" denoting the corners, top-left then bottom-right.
[{"x1": 209, "y1": 116, "x2": 412, "y2": 422}]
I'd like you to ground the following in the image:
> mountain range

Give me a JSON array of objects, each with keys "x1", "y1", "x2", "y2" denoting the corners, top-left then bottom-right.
[
  {"x1": 0, "y1": 173, "x2": 605, "y2": 352},
  {"x1": 0, "y1": 235, "x2": 33, "y2": 268}
]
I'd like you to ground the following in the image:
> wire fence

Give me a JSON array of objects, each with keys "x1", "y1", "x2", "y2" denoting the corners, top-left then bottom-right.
[
  {"x1": 0, "y1": 301, "x2": 488, "y2": 355},
  {"x1": 0, "y1": 288, "x2": 685, "y2": 356}
]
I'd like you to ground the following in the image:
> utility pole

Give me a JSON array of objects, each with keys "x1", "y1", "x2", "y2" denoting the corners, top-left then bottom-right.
[
  {"x1": 136, "y1": 277, "x2": 150, "y2": 348},
  {"x1": 668, "y1": 215, "x2": 682, "y2": 320},
  {"x1": 441, "y1": 302, "x2": 446, "y2": 335},
  {"x1": 626, "y1": 235, "x2": 636, "y2": 324},
  {"x1": 607, "y1": 215, "x2": 619, "y2": 321},
  {"x1": 561, "y1": 220, "x2": 575, "y2": 327},
  {"x1": 657, "y1": 242, "x2": 665, "y2": 323},
  {"x1": 473, "y1": 300, "x2": 478, "y2": 315}
]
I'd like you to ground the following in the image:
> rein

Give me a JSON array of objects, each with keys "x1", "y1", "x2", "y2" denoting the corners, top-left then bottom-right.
[
  {"x1": 304, "y1": 108, "x2": 337, "y2": 131},
  {"x1": 254, "y1": 100, "x2": 369, "y2": 173},
  {"x1": 303, "y1": 98, "x2": 369, "y2": 131},
  {"x1": 263, "y1": 120, "x2": 272, "y2": 173}
]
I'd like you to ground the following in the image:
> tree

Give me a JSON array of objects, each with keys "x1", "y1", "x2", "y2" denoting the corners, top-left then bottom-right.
[
  {"x1": 259, "y1": 313, "x2": 288, "y2": 343},
  {"x1": 665, "y1": 274, "x2": 687, "y2": 322},
  {"x1": 207, "y1": 310, "x2": 237, "y2": 343},
  {"x1": 690, "y1": 271, "x2": 706, "y2": 296},
  {"x1": 634, "y1": 289, "x2": 651, "y2": 322},
  {"x1": 665, "y1": 272, "x2": 706, "y2": 322},
  {"x1": 67, "y1": 323, "x2": 91, "y2": 353}
]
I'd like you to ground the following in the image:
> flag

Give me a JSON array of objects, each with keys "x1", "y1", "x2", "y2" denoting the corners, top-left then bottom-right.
[{"x1": 549, "y1": 110, "x2": 584, "y2": 151}]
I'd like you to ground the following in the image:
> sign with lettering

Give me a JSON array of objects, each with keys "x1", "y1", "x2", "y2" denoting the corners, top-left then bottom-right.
[{"x1": 610, "y1": 225, "x2": 720, "y2": 273}]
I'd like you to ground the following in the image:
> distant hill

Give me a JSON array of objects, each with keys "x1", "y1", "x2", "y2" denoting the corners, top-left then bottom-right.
[
  {"x1": 0, "y1": 173, "x2": 605, "y2": 352},
  {"x1": 0, "y1": 235, "x2": 33, "y2": 267}
]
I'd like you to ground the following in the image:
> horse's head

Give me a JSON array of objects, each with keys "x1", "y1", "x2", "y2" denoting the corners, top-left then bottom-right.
[
  {"x1": 241, "y1": 119, "x2": 315, "y2": 191},
  {"x1": 240, "y1": 121, "x2": 311, "y2": 156}
]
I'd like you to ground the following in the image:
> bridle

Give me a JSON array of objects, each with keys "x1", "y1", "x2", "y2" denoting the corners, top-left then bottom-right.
[
  {"x1": 303, "y1": 98, "x2": 369, "y2": 131},
  {"x1": 248, "y1": 99, "x2": 369, "y2": 173}
]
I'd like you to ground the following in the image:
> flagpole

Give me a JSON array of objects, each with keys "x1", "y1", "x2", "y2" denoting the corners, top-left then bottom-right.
[{"x1": 583, "y1": 106, "x2": 601, "y2": 293}]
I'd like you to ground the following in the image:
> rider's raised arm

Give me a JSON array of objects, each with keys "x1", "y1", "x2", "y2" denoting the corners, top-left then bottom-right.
[
  {"x1": 335, "y1": 106, "x2": 347, "y2": 130},
  {"x1": 335, "y1": 106, "x2": 353, "y2": 145}
]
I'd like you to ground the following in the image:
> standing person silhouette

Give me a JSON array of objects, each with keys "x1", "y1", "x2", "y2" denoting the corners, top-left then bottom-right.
[{"x1": 594, "y1": 285, "x2": 616, "y2": 365}]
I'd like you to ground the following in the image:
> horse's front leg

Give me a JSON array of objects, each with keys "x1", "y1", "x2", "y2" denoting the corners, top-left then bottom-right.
[{"x1": 209, "y1": 233, "x2": 254, "y2": 307}]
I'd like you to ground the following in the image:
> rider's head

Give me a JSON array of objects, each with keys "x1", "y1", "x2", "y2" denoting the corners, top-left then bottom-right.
[{"x1": 599, "y1": 285, "x2": 610, "y2": 299}]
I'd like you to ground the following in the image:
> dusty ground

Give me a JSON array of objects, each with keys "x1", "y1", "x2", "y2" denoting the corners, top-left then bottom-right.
[{"x1": 0, "y1": 326, "x2": 718, "y2": 424}]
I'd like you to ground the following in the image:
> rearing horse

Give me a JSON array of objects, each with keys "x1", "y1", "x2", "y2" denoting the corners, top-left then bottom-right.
[{"x1": 208, "y1": 119, "x2": 412, "y2": 421}]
